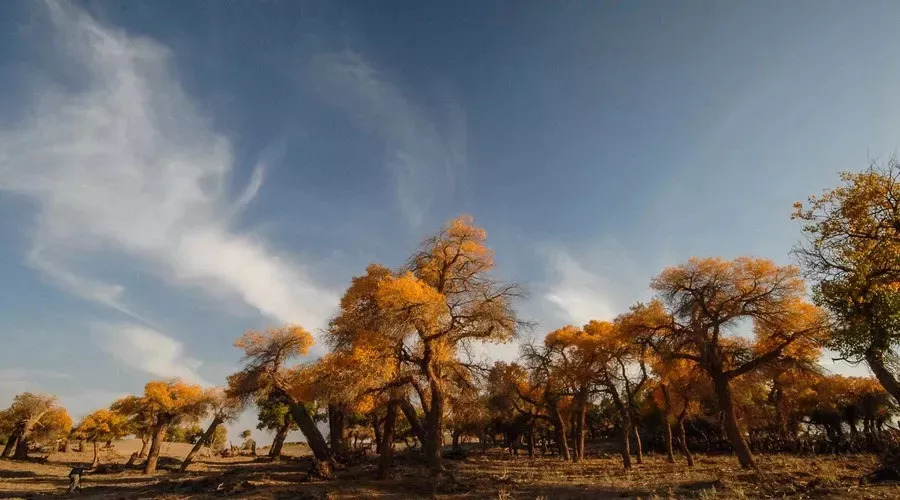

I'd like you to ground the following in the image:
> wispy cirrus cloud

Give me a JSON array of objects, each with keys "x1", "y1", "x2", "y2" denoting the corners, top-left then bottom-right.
[
  {"x1": 91, "y1": 323, "x2": 208, "y2": 386},
  {"x1": 311, "y1": 51, "x2": 466, "y2": 227},
  {"x1": 543, "y1": 249, "x2": 618, "y2": 325},
  {"x1": 0, "y1": 2, "x2": 336, "y2": 330},
  {"x1": 539, "y1": 241, "x2": 652, "y2": 327}
]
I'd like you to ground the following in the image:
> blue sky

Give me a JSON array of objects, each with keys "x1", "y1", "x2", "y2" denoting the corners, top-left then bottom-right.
[{"x1": 2, "y1": 0, "x2": 900, "y2": 442}]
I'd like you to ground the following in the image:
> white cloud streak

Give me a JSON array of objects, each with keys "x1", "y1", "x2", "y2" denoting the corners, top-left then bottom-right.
[
  {"x1": 543, "y1": 249, "x2": 618, "y2": 326},
  {"x1": 91, "y1": 323, "x2": 208, "y2": 385},
  {"x1": 0, "y1": 2, "x2": 336, "y2": 329},
  {"x1": 311, "y1": 51, "x2": 465, "y2": 227},
  {"x1": 538, "y1": 237, "x2": 656, "y2": 329}
]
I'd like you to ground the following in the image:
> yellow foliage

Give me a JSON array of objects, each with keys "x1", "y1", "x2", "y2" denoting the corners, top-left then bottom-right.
[
  {"x1": 140, "y1": 379, "x2": 210, "y2": 422},
  {"x1": 650, "y1": 256, "x2": 824, "y2": 377},
  {"x1": 753, "y1": 300, "x2": 828, "y2": 362},
  {"x1": 234, "y1": 325, "x2": 314, "y2": 360},
  {"x1": 74, "y1": 409, "x2": 126, "y2": 442},
  {"x1": 413, "y1": 215, "x2": 494, "y2": 292},
  {"x1": 375, "y1": 272, "x2": 448, "y2": 333}
]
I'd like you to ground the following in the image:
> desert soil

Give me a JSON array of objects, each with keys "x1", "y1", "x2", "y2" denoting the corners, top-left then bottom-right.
[{"x1": 1, "y1": 443, "x2": 899, "y2": 499}]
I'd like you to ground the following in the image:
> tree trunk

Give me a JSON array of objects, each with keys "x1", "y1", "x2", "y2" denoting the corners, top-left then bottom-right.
[
  {"x1": 677, "y1": 413, "x2": 694, "y2": 467},
  {"x1": 269, "y1": 413, "x2": 291, "y2": 459},
  {"x1": 574, "y1": 396, "x2": 587, "y2": 461},
  {"x1": 866, "y1": 349, "x2": 900, "y2": 406},
  {"x1": 551, "y1": 402, "x2": 571, "y2": 461},
  {"x1": 664, "y1": 421, "x2": 675, "y2": 463},
  {"x1": 328, "y1": 404, "x2": 346, "y2": 454},
  {"x1": 632, "y1": 421, "x2": 643, "y2": 464},
  {"x1": 713, "y1": 372, "x2": 757, "y2": 470},
  {"x1": 422, "y1": 382, "x2": 445, "y2": 473},
  {"x1": 372, "y1": 414, "x2": 382, "y2": 452},
  {"x1": 138, "y1": 435, "x2": 150, "y2": 458},
  {"x1": 619, "y1": 412, "x2": 632, "y2": 469},
  {"x1": 13, "y1": 418, "x2": 40, "y2": 460},
  {"x1": 143, "y1": 419, "x2": 169, "y2": 474},
  {"x1": 377, "y1": 399, "x2": 398, "y2": 479},
  {"x1": 527, "y1": 419, "x2": 536, "y2": 458},
  {"x1": 660, "y1": 385, "x2": 675, "y2": 463},
  {"x1": 1, "y1": 427, "x2": 21, "y2": 458},
  {"x1": 13, "y1": 437, "x2": 29, "y2": 460},
  {"x1": 180, "y1": 416, "x2": 223, "y2": 471},
  {"x1": 269, "y1": 426, "x2": 287, "y2": 458},
  {"x1": 773, "y1": 384, "x2": 789, "y2": 439},
  {"x1": 91, "y1": 441, "x2": 100, "y2": 468},
  {"x1": 286, "y1": 401, "x2": 332, "y2": 463},
  {"x1": 610, "y1": 388, "x2": 632, "y2": 470},
  {"x1": 399, "y1": 398, "x2": 426, "y2": 443}
]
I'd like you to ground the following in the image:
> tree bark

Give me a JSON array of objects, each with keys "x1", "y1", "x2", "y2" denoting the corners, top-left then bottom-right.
[
  {"x1": 551, "y1": 401, "x2": 571, "y2": 461},
  {"x1": 772, "y1": 383, "x2": 789, "y2": 439},
  {"x1": 664, "y1": 422, "x2": 675, "y2": 463},
  {"x1": 372, "y1": 414, "x2": 382, "y2": 451},
  {"x1": 13, "y1": 437, "x2": 29, "y2": 460},
  {"x1": 609, "y1": 388, "x2": 631, "y2": 469},
  {"x1": 866, "y1": 349, "x2": 900, "y2": 406},
  {"x1": 619, "y1": 412, "x2": 632, "y2": 469},
  {"x1": 377, "y1": 399, "x2": 398, "y2": 479},
  {"x1": 180, "y1": 416, "x2": 223, "y2": 471},
  {"x1": 143, "y1": 418, "x2": 169, "y2": 474},
  {"x1": 328, "y1": 404, "x2": 346, "y2": 454},
  {"x1": 677, "y1": 413, "x2": 694, "y2": 467},
  {"x1": 422, "y1": 380, "x2": 445, "y2": 473},
  {"x1": 1, "y1": 426, "x2": 21, "y2": 458},
  {"x1": 574, "y1": 395, "x2": 587, "y2": 461},
  {"x1": 91, "y1": 441, "x2": 100, "y2": 468},
  {"x1": 13, "y1": 417, "x2": 42, "y2": 460},
  {"x1": 13, "y1": 408, "x2": 54, "y2": 461},
  {"x1": 527, "y1": 419, "x2": 536, "y2": 458},
  {"x1": 632, "y1": 421, "x2": 643, "y2": 464},
  {"x1": 712, "y1": 372, "x2": 757, "y2": 470},
  {"x1": 660, "y1": 385, "x2": 675, "y2": 463},
  {"x1": 399, "y1": 398, "x2": 426, "y2": 443},
  {"x1": 269, "y1": 413, "x2": 291, "y2": 459},
  {"x1": 138, "y1": 435, "x2": 150, "y2": 458},
  {"x1": 286, "y1": 401, "x2": 332, "y2": 463}
]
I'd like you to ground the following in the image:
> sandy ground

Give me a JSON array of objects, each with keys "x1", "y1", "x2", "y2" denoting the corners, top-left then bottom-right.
[
  {"x1": 0, "y1": 445, "x2": 899, "y2": 499},
  {"x1": 0, "y1": 438, "x2": 311, "y2": 499},
  {"x1": 56, "y1": 438, "x2": 310, "y2": 462}
]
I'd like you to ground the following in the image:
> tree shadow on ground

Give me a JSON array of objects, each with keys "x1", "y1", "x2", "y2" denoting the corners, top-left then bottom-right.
[{"x1": 0, "y1": 470, "x2": 38, "y2": 479}]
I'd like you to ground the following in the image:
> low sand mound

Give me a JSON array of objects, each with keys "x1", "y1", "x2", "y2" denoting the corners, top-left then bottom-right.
[
  {"x1": 109, "y1": 438, "x2": 205, "y2": 458},
  {"x1": 50, "y1": 439, "x2": 211, "y2": 466},
  {"x1": 256, "y1": 442, "x2": 311, "y2": 458}
]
